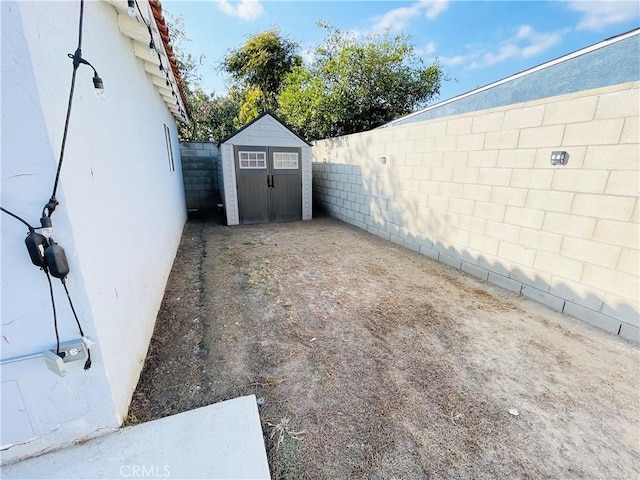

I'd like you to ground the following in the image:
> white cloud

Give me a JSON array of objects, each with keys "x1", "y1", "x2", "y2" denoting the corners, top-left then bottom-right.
[
  {"x1": 370, "y1": 0, "x2": 449, "y2": 33},
  {"x1": 470, "y1": 25, "x2": 562, "y2": 68},
  {"x1": 416, "y1": 41, "x2": 437, "y2": 56},
  {"x1": 423, "y1": 0, "x2": 449, "y2": 19},
  {"x1": 438, "y1": 25, "x2": 562, "y2": 70},
  {"x1": 439, "y1": 54, "x2": 470, "y2": 66},
  {"x1": 568, "y1": 1, "x2": 639, "y2": 31},
  {"x1": 214, "y1": 0, "x2": 264, "y2": 21}
]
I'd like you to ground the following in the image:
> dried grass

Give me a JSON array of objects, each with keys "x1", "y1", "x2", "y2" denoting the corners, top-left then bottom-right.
[{"x1": 128, "y1": 218, "x2": 640, "y2": 480}]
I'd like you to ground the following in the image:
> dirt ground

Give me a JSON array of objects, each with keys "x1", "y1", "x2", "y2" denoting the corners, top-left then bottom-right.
[{"x1": 129, "y1": 216, "x2": 639, "y2": 479}]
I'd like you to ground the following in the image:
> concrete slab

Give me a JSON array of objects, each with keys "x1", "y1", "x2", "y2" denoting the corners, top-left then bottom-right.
[{"x1": 3, "y1": 395, "x2": 270, "y2": 480}]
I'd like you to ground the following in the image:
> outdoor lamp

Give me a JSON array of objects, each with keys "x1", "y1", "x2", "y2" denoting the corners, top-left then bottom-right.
[
  {"x1": 70, "y1": 52, "x2": 105, "y2": 99},
  {"x1": 93, "y1": 73, "x2": 105, "y2": 98},
  {"x1": 550, "y1": 151, "x2": 568, "y2": 165}
]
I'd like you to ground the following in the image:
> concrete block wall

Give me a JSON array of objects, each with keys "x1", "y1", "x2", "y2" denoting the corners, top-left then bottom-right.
[
  {"x1": 312, "y1": 81, "x2": 639, "y2": 342},
  {"x1": 180, "y1": 142, "x2": 220, "y2": 211}
]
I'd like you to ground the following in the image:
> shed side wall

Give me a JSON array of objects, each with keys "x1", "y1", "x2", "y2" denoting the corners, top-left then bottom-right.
[{"x1": 221, "y1": 143, "x2": 239, "y2": 225}]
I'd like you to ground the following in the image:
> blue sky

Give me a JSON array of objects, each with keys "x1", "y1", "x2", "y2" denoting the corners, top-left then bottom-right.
[{"x1": 163, "y1": 1, "x2": 639, "y2": 103}]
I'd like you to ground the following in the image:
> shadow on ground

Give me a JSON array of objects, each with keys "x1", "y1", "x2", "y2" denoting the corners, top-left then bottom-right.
[{"x1": 129, "y1": 217, "x2": 639, "y2": 480}]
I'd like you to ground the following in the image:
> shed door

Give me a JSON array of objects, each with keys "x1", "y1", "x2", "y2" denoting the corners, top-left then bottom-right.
[
  {"x1": 234, "y1": 146, "x2": 302, "y2": 224},
  {"x1": 235, "y1": 146, "x2": 269, "y2": 224},
  {"x1": 271, "y1": 147, "x2": 302, "y2": 223}
]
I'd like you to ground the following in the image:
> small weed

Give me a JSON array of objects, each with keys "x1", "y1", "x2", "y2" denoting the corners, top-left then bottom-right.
[
  {"x1": 247, "y1": 267, "x2": 267, "y2": 287},
  {"x1": 314, "y1": 363, "x2": 334, "y2": 387},
  {"x1": 266, "y1": 283, "x2": 281, "y2": 296},
  {"x1": 245, "y1": 264, "x2": 282, "y2": 297},
  {"x1": 122, "y1": 411, "x2": 138, "y2": 426},
  {"x1": 266, "y1": 418, "x2": 306, "y2": 479}
]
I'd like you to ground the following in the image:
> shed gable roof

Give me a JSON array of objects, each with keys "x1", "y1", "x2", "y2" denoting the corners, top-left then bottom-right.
[{"x1": 220, "y1": 112, "x2": 312, "y2": 147}]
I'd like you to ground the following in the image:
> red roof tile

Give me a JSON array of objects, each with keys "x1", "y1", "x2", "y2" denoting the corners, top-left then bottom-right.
[{"x1": 149, "y1": 0, "x2": 191, "y2": 120}]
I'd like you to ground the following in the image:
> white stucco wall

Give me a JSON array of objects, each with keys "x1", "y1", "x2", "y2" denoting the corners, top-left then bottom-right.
[
  {"x1": 1, "y1": 1, "x2": 186, "y2": 463},
  {"x1": 221, "y1": 115, "x2": 312, "y2": 225}
]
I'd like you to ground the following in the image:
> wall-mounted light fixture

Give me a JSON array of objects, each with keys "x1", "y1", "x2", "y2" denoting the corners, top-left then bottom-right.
[
  {"x1": 550, "y1": 151, "x2": 568, "y2": 165},
  {"x1": 379, "y1": 156, "x2": 387, "y2": 164},
  {"x1": 69, "y1": 51, "x2": 105, "y2": 98},
  {"x1": 92, "y1": 74, "x2": 105, "y2": 98}
]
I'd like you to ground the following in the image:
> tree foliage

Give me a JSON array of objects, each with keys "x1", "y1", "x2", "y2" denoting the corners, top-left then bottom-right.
[
  {"x1": 167, "y1": 14, "x2": 444, "y2": 143},
  {"x1": 167, "y1": 13, "x2": 203, "y2": 91},
  {"x1": 278, "y1": 24, "x2": 444, "y2": 140},
  {"x1": 180, "y1": 88, "x2": 239, "y2": 141},
  {"x1": 222, "y1": 29, "x2": 301, "y2": 119},
  {"x1": 167, "y1": 12, "x2": 238, "y2": 141}
]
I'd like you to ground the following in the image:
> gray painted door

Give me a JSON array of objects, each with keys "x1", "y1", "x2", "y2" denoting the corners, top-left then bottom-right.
[
  {"x1": 270, "y1": 147, "x2": 302, "y2": 223},
  {"x1": 235, "y1": 145, "x2": 270, "y2": 224},
  {"x1": 234, "y1": 145, "x2": 302, "y2": 224}
]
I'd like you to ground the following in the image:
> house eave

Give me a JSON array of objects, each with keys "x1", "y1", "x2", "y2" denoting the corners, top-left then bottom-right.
[{"x1": 103, "y1": 0, "x2": 189, "y2": 123}]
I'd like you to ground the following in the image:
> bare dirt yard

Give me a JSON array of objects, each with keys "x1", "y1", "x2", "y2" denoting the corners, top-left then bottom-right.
[{"x1": 129, "y1": 216, "x2": 639, "y2": 479}]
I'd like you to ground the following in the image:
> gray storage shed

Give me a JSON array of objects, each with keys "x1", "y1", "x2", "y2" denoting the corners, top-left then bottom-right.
[{"x1": 219, "y1": 113, "x2": 312, "y2": 225}]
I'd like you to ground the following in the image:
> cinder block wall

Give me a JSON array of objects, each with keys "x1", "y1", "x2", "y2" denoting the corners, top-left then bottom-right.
[
  {"x1": 180, "y1": 142, "x2": 220, "y2": 211},
  {"x1": 312, "y1": 81, "x2": 639, "y2": 342}
]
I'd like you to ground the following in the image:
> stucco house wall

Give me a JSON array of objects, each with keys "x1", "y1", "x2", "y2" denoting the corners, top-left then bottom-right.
[
  {"x1": 312, "y1": 79, "x2": 639, "y2": 342},
  {"x1": 1, "y1": 0, "x2": 186, "y2": 463}
]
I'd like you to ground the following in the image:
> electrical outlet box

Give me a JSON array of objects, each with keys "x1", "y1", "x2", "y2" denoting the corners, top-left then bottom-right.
[
  {"x1": 43, "y1": 351, "x2": 67, "y2": 377},
  {"x1": 54, "y1": 340, "x2": 88, "y2": 364}
]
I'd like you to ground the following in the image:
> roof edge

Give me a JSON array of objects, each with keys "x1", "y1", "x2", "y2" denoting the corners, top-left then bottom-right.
[
  {"x1": 218, "y1": 112, "x2": 312, "y2": 147},
  {"x1": 384, "y1": 27, "x2": 640, "y2": 128},
  {"x1": 148, "y1": 0, "x2": 191, "y2": 120}
]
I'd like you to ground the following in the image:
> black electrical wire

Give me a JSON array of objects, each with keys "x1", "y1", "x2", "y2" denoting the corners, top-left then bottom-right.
[
  {"x1": 46, "y1": 0, "x2": 85, "y2": 217},
  {"x1": 61, "y1": 278, "x2": 92, "y2": 370},
  {"x1": 44, "y1": 270, "x2": 61, "y2": 356},
  {"x1": 76, "y1": 0, "x2": 84, "y2": 47},
  {"x1": 2, "y1": 206, "x2": 66, "y2": 361},
  {"x1": 133, "y1": 0, "x2": 185, "y2": 118},
  {"x1": 4, "y1": 0, "x2": 94, "y2": 372},
  {"x1": 0, "y1": 207, "x2": 35, "y2": 232},
  {"x1": 135, "y1": 0, "x2": 165, "y2": 71},
  {"x1": 134, "y1": 0, "x2": 147, "y2": 26}
]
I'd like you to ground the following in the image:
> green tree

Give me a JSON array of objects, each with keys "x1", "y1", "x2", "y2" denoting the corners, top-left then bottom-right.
[
  {"x1": 167, "y1": 13, "x2": 203, "y2": 91},
  {"x1": 166, "y1": 12, "x2": 239, "y2": 141},
  {"x1": 222, "y1": 29, "x2": 302, "y2": 120},
  {"x1": 180, "y1": 88, "x2": 239, "y2": 141},
  {"x1": 278, "y1": 24, "x2": 445, "y2": 140},
  {"x1": 234, "y1": 85, "x2": 262, "y2": 127}
]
